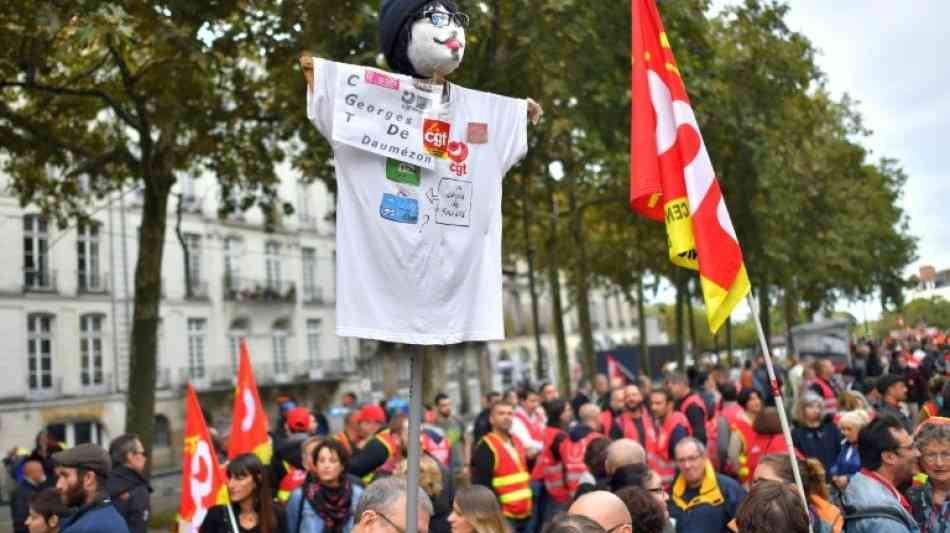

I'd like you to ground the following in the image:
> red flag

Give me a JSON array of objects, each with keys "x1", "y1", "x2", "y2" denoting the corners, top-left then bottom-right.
[
  {"x1": 606, "y1": 354, "x2": 632, "y2": 384},
  {"x1": 228, "y1": 339, "x2": 272, "y2": 464},
  {"x1": 179, "y1": 384, "x2": 229, "y2": 532},
  {"x1": 630, "y1": 0, "x2": 750, "y2": 333}
]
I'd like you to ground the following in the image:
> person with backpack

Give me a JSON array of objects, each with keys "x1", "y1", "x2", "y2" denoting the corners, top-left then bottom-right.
[{"x1": 841, "y1": 414, "x2": 920, "y2": 533}]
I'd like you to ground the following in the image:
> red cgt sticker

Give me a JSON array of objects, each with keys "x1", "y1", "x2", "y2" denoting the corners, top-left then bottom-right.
[
  {"x1": 467, "y1": 122, "x2": 488, "y2": 144},
  {"x1": 424, "y1": 119, "x2": 451, "y2": 158}
]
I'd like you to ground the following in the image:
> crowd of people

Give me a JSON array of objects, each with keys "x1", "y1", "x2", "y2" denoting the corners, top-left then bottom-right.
[{"x1": 5, "y1": 329, "x2": 950, "y2": 533}]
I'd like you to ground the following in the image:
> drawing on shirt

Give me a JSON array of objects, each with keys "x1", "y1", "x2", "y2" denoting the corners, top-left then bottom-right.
[
  {"x1": 386, "y1": 158, "x2": 422, "y2": 186},
  {"x1": 435, "y1": 178, "x2": 472, "y2": 227},
  {"x1": 380, "y1": 193, "x2": 419, "y2": 224}
]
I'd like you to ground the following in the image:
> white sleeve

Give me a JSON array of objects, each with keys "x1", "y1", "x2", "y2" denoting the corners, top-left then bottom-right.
[
  {"x1": 307, "y1": 58, "x2": 337, "y2": 140},
  {"x1": 510, "y1": 418, "x2": 542, "y2": 453},
  {"x1": 495, "y1": 96, "x2": 528, "y2": 175}
]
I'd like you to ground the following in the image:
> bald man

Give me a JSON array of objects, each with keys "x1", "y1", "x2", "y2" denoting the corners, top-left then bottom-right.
[
  {"x1": 568, "y1": 491, "x2": 632, "y2": 533},
  {"x1": 12, "y1": 460, "x2": 48, "y2": 533},
  {"x1": 605, "y1": 438, "x2": 645, "y2": 477}
]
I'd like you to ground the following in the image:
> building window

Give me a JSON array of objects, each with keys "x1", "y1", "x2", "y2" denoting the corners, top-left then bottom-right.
[
  {"x1": 154, "y1": 415, "x2": 171, "y2": 448},
  {"x1": 272, "y1": 332, "x2": 288, "y2": 375},
  {"x1": 28, "y1": 314, "x2": 54, "y2": 390},
  {"x1": 227, "y1": 334, "x2": 242, "y2": 371},
  {"x1": 306, "y1": 319, "x2": 321, "y2": 366},
  {"x1": 184, "y1": 233, "x2": 202, "y2": 294},
  {"x1": 80, "y1": 314, "x2": 104, "y2": 386},
  {"x1": 223, "y1": 237, "x2": 242, "y2": 291},
  {"x1": 187, "y1": 318, "x2": 206, "y2": 379},
  {"x1": 24, "y1": 215, "x2": 51, "y2": 289},
  {"x1": 302, "y1": 247, "x2": 319, "y2": 302},
  {"x1": 298, "y1": 181, "x2": 314, "y2": 224},
  {"x1": 265, "y1": 241, "x2": 281, "y2": 291},
  {"x1": 77, "y1": 223, "x2": 101, "y2": 291}
]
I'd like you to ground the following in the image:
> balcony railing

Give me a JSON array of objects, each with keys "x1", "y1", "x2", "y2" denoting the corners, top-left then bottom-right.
[
  {"x1": 24, "y1": 268, "x2": 58, "y2": 293},
  {"x1": 185, "y1": 280, "x2": 209, "y2": 300},
  {"x1": 26, "y1": 377, "x2": 64, "y2": 401},
  {"x1": 79, "y1": 372, "x2": 114, "y2": 395},
  {"x1": 223, "y1": 277, "x2": 296, "y2": 303},
  {"x1": 78, "y1": 271, "x2": 110, "y2": 293},
  {"x1": 303, "y1": 285, "x2": 325, "y2": 305}
]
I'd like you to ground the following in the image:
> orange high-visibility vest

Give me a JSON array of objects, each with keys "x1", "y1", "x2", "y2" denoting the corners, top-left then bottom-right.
[
  {"x1": 646, "y1": 411, "x2": 691, "y2": 488},
  {"x1": 732, "y1": 416, "x2": 757, "y2": 484},
  {"x1": 482, "y1": 432, "x2": 533, "y2": 520},
  {"x1": 361, "y1": 429, "x2": 401, "y2": 484}
]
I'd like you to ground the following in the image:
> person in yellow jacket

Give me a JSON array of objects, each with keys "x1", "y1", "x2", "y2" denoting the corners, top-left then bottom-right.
[{"x1": 471, "y1": 400, "x2": 533, "y2": 533}]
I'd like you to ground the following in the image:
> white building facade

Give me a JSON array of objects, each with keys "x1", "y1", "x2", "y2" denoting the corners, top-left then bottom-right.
[{"x1": 0, "y1": 169, "x2": 353, "y2": 487}]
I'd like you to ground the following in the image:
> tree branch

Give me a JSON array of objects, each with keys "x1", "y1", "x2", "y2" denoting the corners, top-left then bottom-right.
[{"x1": 0, "y1": 80, "x2": 141, "y2": 130}]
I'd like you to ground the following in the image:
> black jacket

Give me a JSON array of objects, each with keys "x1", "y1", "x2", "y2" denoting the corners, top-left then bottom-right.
[
  {"x1": 106, "y1": 465, "x2": 152, "y2": 533},
  {"x1": 11, "y1": 480, "x2": 45, "y2": 533},
  {"x1": 199, "y1": 504, "x2": 286, "y2": 533}
]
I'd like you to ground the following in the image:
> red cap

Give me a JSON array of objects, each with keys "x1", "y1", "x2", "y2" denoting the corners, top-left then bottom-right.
[
  {"x1": 359, "y1": 404, "x2": 386, "y2": 423},
  {"x1": 286, "y1": 407, "x2": 312, "y2": 433}
]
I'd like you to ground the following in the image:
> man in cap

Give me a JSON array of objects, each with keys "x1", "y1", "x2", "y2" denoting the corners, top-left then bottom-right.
[
  {"x1": 273, "y1": 406, "x2": 316, "y2": 503},
  {"x1": 877, "y1": 374, "x2": 914, "y2": 433},
  {"x1": 53, "y1": 442, "x2": 130, "y2": 532}
]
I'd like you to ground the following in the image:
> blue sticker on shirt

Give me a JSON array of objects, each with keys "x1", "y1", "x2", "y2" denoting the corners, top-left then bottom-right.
[{"x1": 379, "y1": 193, "x2": 419, "y2": 224}]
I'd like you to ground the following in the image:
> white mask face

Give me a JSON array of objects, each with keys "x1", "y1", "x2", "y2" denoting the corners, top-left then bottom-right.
[{"x1": 407, "y1": 4, "x2": 466, "y2": 78}]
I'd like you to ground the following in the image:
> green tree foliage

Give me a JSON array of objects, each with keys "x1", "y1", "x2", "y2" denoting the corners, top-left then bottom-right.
[{"x1": 875, "y1": 297, "x2": 950, "y2": 336}]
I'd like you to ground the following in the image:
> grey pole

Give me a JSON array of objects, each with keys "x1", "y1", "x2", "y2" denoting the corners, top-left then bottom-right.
[{"x1": 406, "y1": 345, "x2": 424, "y2": 533}]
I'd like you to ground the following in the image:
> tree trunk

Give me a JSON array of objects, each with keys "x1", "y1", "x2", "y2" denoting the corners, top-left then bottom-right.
[
  {"x1": 124, "y1": 176, "x2": 172, "y2": 475},
  {"x1": 675, "y1": 273, "x2": 686, "y2": 371},
  {"x1": 637, "y1": 277, "x2": 650, "y2": 378},
  {"x1": 175, "y1": 193, "x2": 192, "y2": 299},
  {"x1": 521, "y1": 176, "x2": 545, "y2": 382},
  {"x1": 381, "y1": 342, "x2": 399, "y2": 399},
  {"x1": 726, "y1": 317, "x2": 734, "y2": 366},
  {"x1": 686, "y1": 276, "x2": 699, "y2": 356},
  {"x1": 759, "y1": 284, "x2": 772, "y2": 354},
  {"x1": 544, "y1": 184, "x2": 570, "y2": 398},
  {"x1": 568, "y1": 186, "x2": 595, "y2": 389},
  {"x1": 478, "y1": 344, "x2": 493, "y2": 400},
  {"x1": 784, "y1": 285, "x2": 797, "y2": 356}
]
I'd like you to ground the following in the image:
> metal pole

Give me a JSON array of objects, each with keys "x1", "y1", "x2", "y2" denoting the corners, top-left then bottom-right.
[
  {"x1": 747, "y1": 295, "x2": 813, "y2": 533},
  {"x1": 406, "y1": 345, "x2": 424, "y2": 533}
]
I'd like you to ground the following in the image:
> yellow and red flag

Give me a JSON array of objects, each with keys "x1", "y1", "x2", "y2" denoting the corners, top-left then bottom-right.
[
  {"x1": 179, "y1": 384, "x2": 229, "y2": 532},
  {"x1": 630, "y1": 0, "x2": 750, "y2": 333},
  {"x1": 228, "y1": 339, "x2": 272, "y2": 464}
]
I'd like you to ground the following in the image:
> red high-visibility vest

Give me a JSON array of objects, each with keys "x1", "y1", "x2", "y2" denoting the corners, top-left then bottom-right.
[
  {"x1": 422, "y1": 427, "x2": 451, "y2": 467},
  {"x1": 812, "y1": 377, "x2": 839, "y2": 414},
  {"x1": 537, "y1": 427, "x2": 570, "y2": 502},
  {"x1": 482, "y1": 432, "x2": 533, "y2": 519},
  {"x1": 513, "y1": 408, "x2": 545, "y2": 442},
  {"x1": 732, "y1": 416, "x2": 757, "y2": 483},
  {"x1": 646, "y1": 411, "x2": 691, "y2": 488},
  {"x1": 618, "y1": 407, "x2": 653, "y2": 444},
  {"x1": 561, "y1": 431, "x2": 605, "y2": 498}
]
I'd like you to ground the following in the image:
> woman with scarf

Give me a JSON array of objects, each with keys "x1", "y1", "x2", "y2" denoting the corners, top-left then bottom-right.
[
  {"x1": 201, "y1": 453, "x2": 285, "y2": 533},
  {"x1": 287, "y1": 440, "x2": 363, "y2": 533}
]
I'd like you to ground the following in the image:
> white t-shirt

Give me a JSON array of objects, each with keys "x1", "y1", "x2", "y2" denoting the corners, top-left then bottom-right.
[{"x1": 308, "y1": 59, "x2": 528, "y2": 345}]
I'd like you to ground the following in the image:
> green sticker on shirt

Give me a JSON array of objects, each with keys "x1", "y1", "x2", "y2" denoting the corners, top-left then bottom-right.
[{"x1": 386, "y1": 158, "x2": 421, "y2": 186}]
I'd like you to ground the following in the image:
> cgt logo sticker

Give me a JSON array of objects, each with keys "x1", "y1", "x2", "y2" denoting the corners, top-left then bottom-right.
[
  {"x1": 447, "y1": 141, "x2": 469, "y2": 163},
  {"x1": 423, "y1": 119, "x2": 451, "y2": 159}
]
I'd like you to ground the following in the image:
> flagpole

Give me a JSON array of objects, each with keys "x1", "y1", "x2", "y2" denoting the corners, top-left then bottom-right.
[
  {"x1": 406, "y1": 345, "x2": 424, "y2": 533},
  {"x1": 746, "y1": 295, "x2": 812, "y2": 533},
  {"x1": 225, "y1": 503, "x2": 240, "y2": 533}
]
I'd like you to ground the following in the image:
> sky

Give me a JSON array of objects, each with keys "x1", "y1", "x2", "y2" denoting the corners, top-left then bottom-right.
[{"x1": 655, "y1": 1, "x2": 950, "y2": 321}]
